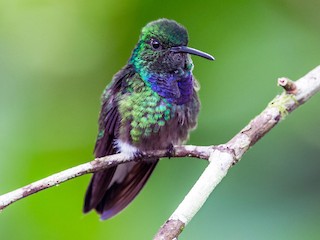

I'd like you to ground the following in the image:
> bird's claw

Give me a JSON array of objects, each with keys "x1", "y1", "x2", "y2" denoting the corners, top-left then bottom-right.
[
  {"x1": 133, "y1": 150, "x2": 144, "y2": 161},
  {"x1": 166, "y1": 144, "x2": 175, "y2": 158}
]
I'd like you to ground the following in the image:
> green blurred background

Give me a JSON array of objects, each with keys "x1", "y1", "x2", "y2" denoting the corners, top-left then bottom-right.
[{"x1": 1, "y1": 0, "x2": 320, "y2": 239}]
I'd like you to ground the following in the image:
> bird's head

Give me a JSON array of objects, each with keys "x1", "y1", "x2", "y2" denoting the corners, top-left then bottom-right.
[{"x1": 130, "y1": 19, "x2": 214, "y2": 81}]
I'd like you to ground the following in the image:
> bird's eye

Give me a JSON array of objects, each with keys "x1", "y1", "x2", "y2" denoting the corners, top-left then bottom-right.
[{"x1": 150, "y1": 38, "x2": 161, "y2": 50}]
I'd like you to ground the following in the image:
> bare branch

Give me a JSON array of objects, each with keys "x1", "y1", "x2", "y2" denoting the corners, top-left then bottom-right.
[
  {"x1": 0, "y1": 145, "x2": 210, "y2": 211},
  {"x1": 154, "y1": 65, "x2": 320, "y2": 240},
  {"x1": 1, "y1": 66, "x2": 319, "y2": 240}
]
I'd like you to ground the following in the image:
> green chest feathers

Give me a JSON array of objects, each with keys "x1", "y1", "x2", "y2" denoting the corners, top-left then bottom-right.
[{"x1": 118, "y1": 76, "x2": 173, "y2": 142}]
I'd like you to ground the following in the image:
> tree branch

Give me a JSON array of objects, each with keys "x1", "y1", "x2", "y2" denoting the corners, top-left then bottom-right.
[
  {"x1": 154, "y1": 65, "x2": 320, "y2": 240},
  {"x1": 0, "y1": 66, "x2": 319, "y2": 240},
  {"x1": 0, "y1": 145, "x2": 210, "y2": 211}
]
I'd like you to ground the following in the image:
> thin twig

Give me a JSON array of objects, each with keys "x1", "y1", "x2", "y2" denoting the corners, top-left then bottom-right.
[{"x1": 0, "y1": 146, "x2": 209, "y2": 210}]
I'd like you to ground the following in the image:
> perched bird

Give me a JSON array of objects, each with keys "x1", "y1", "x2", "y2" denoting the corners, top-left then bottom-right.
[{"x1": 83, "y1": 18, "x2": 214, "y2": 220}]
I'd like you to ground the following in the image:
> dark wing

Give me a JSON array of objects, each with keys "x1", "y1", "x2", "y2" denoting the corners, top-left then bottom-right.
[
  {"x1": 83, "y1": 64, "x2": 133, "y2": 212},
  {"x1": 82, "y1": 103, "x2": 119, "y2": 212},
  {"x1": 83, "y1": 65, "x2": 158, "y2": 219}
]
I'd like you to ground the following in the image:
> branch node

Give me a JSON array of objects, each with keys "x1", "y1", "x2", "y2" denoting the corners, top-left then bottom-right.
[{"x1": 278, "y1": 77, "x2": 297, "y2": 94}]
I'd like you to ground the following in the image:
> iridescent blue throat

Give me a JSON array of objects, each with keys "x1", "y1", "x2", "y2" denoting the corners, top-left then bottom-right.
[{"x1": 138, "y1": 69, "x2": 194, "y2": 105}]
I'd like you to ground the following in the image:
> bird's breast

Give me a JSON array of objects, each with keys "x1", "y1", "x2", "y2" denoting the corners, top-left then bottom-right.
[{"x1": 117, "y1": 76, "x2": 199, "y2": 151}]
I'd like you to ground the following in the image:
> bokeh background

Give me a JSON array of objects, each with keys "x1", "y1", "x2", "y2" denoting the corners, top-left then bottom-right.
[{"x1": 1, "y1": 0, "x2": 320, "y2": 239}]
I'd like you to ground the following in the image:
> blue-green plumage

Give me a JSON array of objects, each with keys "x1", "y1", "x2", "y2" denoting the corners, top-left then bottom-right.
[{"x1": 83, "y1": 18, "x2": 214, "y2": 220}]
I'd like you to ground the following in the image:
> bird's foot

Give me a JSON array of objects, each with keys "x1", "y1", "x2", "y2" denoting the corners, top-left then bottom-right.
[
  {"x1": 133, "y1": 150, "x2": 144, "y2": 161},
  {"x1": 166, "y1": 144, "x2": 175, "y2": 159}
]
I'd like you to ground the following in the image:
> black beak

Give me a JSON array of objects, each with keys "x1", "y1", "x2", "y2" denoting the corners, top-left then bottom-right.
[{"x1": 170, "y1": 46, "x2": 215, "y2": 61}]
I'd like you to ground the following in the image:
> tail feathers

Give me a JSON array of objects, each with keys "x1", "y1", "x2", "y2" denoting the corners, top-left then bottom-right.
[
  {"x1": 83, "y1": 167, "x2": 116, "y2": 213},
  {"x1": 83, "y1": 160, "x2": 158, "y2": 220}
]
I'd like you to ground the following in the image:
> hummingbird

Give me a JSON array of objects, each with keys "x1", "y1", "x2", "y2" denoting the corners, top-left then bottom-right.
[{"x1": 83, "y1": 18, "x2": 214, "y2": 220}]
